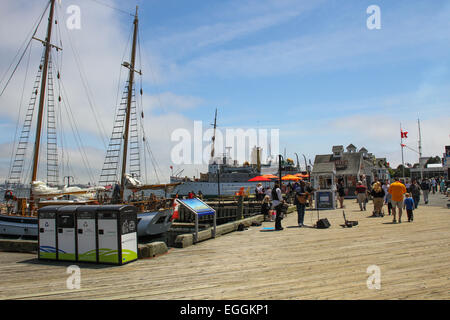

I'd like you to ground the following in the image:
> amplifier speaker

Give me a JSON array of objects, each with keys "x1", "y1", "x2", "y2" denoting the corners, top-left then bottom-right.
[{"x1": 316, "y1": 218, "x2": 331, "y2": 229}]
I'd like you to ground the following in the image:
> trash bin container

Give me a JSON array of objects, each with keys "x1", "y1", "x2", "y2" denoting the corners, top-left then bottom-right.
[
  {"x1": 76, "y1": 205, "x2": 98, "y2": 263},
  {"x1": 56, "y1": 205, "x2": 78, "y2": 261},
  {"x1": 38, "y1": 206, "x2": 59, "y2": 260},
  {"x1": 97, "y1": 205, "x2": 138, "y2": 265}
]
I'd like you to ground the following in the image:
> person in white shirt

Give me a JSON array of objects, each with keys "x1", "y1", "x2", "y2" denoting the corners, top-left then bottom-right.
[{"x1": 271, "y1": 183, "x2": 285, "y2": 231}]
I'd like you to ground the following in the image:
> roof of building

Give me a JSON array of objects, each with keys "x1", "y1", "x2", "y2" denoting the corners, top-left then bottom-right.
[
  {"x1": 311, "y1": 162, "x2": 336, "y2": 174},
  {"x1": 313, "y1": 152, "x2": 363, "y2": 175},
  {"x1": 332, "y1": 145, "x2": 344, "y2": 152}
]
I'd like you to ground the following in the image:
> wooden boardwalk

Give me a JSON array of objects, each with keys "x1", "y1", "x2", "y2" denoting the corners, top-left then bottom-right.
[{"x1": 0, "y1": 193, "x2": 449, "y2": 300}]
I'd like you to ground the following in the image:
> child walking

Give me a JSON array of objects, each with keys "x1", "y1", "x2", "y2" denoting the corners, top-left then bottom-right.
[{"x1": 403, "y1": 193, "x2": 415, "y2": 222}]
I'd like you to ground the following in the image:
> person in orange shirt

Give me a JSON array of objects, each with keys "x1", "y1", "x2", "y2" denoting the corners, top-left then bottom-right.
[{"x1": 388, "y1": 178, "x2": 407, "y2": 223}]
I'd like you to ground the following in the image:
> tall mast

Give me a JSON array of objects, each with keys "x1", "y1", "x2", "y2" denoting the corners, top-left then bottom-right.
[
  {"x1": 31, "y1": 0, "x2": 56, "y2": 198},
  {"x1": 120, "y1": 7, "x2": 139, "y2": 202},
  {"x1": 210, "y1": 108, "x2": 217, "y2": 159},
  {"x1": 418, "y1": 117, "x2": 423, "y2": 180}
]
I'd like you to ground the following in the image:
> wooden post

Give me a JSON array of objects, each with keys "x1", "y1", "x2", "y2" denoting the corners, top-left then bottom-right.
[{"x1": 238, "y1": 195, "x2": 244, "y2": 220}]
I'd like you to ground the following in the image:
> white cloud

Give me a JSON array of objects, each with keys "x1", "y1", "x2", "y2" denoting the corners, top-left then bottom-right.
[
  {"x1": 0, "y1": 0, "x2": 201, "y2": 184},
  {"x1": 145, "y1": 92, "x2": 204, "y2": 112}
]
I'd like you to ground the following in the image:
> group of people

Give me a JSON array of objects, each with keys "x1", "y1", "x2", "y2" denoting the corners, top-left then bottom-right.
[
  {"x1": 336, "y1": 175, "x2": 449, "y2": 224},
  {"x1": 259, "y1": 180, "x2": 312, "y2": 231}
]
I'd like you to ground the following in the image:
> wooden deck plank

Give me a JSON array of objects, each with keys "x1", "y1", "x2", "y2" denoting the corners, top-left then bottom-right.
[{"x1": 0, "y1": 193, "x2": 449, "y2": 300}]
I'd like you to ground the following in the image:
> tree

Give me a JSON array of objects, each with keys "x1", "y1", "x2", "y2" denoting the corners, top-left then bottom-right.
[
  {"x1": 425, "y1": 156, "x2": 441, "y2": 166},
  {"x1": 391, "y1": 165, "x2": 410, "y2": 178}
]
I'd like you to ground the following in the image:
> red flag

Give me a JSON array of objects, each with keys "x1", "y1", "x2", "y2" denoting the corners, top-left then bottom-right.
[
  {"x1": 401, "y1": 143, "x2": 406, "y2": 147},
  {"x1": 401, "y1": 130, "x2": 408, "y2": 138}
]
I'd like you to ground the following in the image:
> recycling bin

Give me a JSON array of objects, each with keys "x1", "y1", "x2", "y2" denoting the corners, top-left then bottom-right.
[
  {"x1": 38, "y1": 206, "x2": 59, "y2": 260},
  {"x1": 97, "y1": 205, "x2": 138, "y2": 265},
  {"x1": 56, "y1": 205, "x2": 78, "y2": 261},
  {"x1": 76, "y1": 206, "x2": 98, "y2": 263}
]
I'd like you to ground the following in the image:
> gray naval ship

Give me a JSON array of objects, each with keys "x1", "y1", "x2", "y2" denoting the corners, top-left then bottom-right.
[{"x1": 170, "y1": 151, "x2": 279, "y2": 196}]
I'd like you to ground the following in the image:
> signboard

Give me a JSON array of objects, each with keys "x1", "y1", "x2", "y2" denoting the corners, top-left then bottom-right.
[
  {"x1": 177, "y1": 198, "x2": 215, "y2": 216},
  {"x1": 176, "y1": 198, "x2": 216, "y2": 243},
  {"x1": 334, "y1": 160, "x2": 348, "y2": 170},
  {"x1": 315, "y1": 190, "x2": 335, "y2": 210}
]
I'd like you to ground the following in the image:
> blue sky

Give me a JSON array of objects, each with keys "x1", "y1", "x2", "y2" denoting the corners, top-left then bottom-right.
[{"x1": 0, "y1": 0, "x2": 449, "y2": 184}]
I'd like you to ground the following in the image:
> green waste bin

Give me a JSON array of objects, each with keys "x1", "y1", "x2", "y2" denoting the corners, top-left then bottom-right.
[
  {"x1": 97, "y1": 205, "x2": 138, "y2": 265},
  {"x1": 76, "y1": 206, "x2": 98, "y2": 263},
  {"x1": 56, "y1": 206, "x2": 78, "y2": 261},
  {"x1": 38, "y1": 206, "x2": 59, "y2": 260}
]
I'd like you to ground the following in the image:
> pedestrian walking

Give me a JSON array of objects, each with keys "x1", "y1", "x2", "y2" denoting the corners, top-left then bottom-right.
[
  {"x1": 337, "y1": 180, "x2": 345, "y2": 209},
  {"x1": 403, "y1": 193, "x2": 415, "y2": 222},
  {"x1": 420, "y1": 179, "x2": 430, "y2": 204},
  {"x1": 355, "y1": 181, "x2": 368, "y2": 211},
  {"x1": 440, "y1": 178, "x2": 445, "y2": 194},
  {"x1": 409, "y1": 180, "x2": 421, "y2": 209},
  {"x1": 431, "y1": 178, "x2": 437, "y2": 194},
  {"x1": 388, "y1": 177, "x2": 407, "y2": 223},
  {"x1": 370, "y1": 181, "x2": 385, "y2": 217}
]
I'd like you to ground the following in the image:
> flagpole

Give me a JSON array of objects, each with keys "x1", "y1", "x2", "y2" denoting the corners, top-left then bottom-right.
[
  {"x1": 400, "y1": 123, "x2": 405, "y2": 178},
  {"x1": 418, "y1": 116, "x2": 423, "y2": 181}
]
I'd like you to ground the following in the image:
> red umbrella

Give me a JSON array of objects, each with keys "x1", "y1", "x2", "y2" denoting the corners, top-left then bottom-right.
[
  {"x1": 261, "y1": 174, "x2": 279, "y2": 179},
  {"x1": 248, "y1": 176, "x2": 272, "y2": 182},
  {"x1": 282, "y1": 174, "x2": 301, "y2": 181}
]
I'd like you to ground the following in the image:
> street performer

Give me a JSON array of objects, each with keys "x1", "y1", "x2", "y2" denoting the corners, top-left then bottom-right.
[{"x1": 294, "y1": 180, "x2": 308, "y2": 227}]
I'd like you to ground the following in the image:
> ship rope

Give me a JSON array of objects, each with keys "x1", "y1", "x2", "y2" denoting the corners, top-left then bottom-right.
[{"x1": 0, "y1": 1, "x2": 50, "y2": 97}]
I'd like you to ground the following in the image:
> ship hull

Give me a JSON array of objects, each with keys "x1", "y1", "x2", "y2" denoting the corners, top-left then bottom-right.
[
  {"x1": 171, "y1": 181, "x2": 271, "y2": 196},
  {"x1": 0, "y1": 209, "x2": 173, "y2": 238}
]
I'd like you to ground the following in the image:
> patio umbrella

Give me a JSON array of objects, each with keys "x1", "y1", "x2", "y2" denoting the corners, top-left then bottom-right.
[
  {"x1": 282, "y1": 174, "x2": 301, "y2": 181},
  {"x1": 261, "y1": 174, "x2": 279, "y2": 179},
  {"x1": 248, "y1": 176, "x2": 272, "y2": 182}
]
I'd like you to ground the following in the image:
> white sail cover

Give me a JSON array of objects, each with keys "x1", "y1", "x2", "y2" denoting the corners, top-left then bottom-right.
[
  {"x1": 31, "y1": 181, "x2": 60, "y2": 195},
  {"x1": 124, "y1": 174, "x2": 142, "y2": 189}
]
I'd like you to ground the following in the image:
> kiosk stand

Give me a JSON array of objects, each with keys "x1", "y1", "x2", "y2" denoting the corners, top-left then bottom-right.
[{"x1": 176, "y1": 198, "x2": 216, "y2": 244}]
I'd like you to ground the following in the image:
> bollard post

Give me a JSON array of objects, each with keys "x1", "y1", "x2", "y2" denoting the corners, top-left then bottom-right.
[{"x1": 238, "y1": 195, "x2": 244, "y2": 220}]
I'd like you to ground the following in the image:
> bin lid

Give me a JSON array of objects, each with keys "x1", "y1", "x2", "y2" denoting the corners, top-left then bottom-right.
[
  {"x1": 76, "y1": 205, "x2": 99, "y2": 213},
  {"x1": 38, "y1": 205, "x2": 63, "y2": 214},
  {"x1": 58, "y1": 205, "x2": 81, "y2": 214},
  {"x1": 96, "y1": 204, "x2": 137, "y2": 214}
]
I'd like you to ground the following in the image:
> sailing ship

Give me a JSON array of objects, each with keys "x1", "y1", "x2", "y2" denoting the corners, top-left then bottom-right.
[
  {"x1": 0, "y1": 2, "x2": 176, "y2": 237},
  {"x1": 0, "y1": 0, "x2": 106, "y2": 237},
  {"x1": 95, "y1": 6, "x2": 177, "y2": 236}
]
